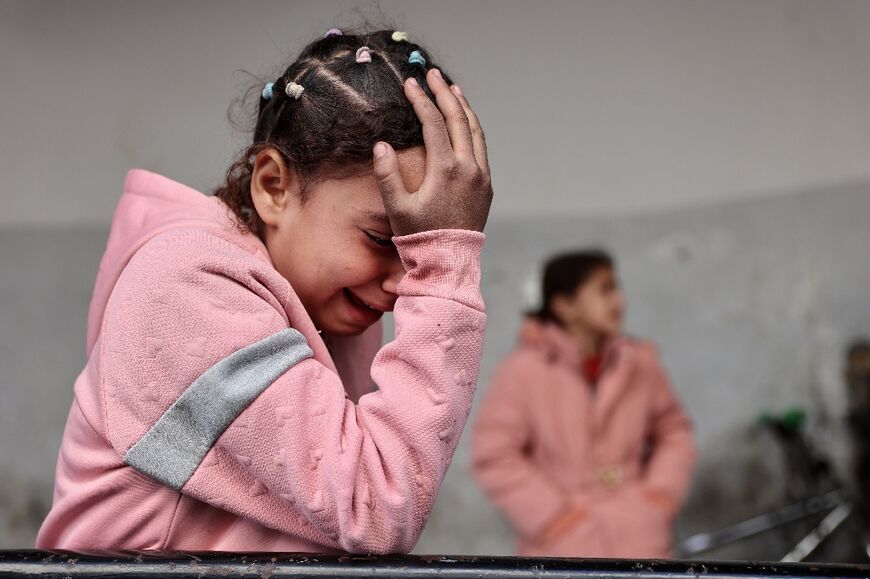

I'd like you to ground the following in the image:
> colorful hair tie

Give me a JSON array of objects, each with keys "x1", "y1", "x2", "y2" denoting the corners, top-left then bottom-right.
[
  {"x1": 261, "y1": 82, "x2": 274, "y2": 100},
  {"x1": 391, "y1": 31, "x2": 409, "y2": 42},
  {"x1": 324, "y1": 28, "x2": 343, "y2": 38},
  {"x1": 355, "y1": 46, "x2": 372, "y2": 63},
  {"x1": 285, "y1": 81, "x2": 305, "y2": 99},
  {"x1": 408, "y1": 50, "x2": 426, "y2": 67}
]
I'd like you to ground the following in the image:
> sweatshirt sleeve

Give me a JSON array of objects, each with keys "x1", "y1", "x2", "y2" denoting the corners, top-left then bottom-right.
[
  {"x1": 640, "y1": 344, "x2": 698, "y2": 513},
  {"x1": 470, "y1": 359, "x2": 569, "y2": 540},
  {"x1": 98, "y1": 228, "x2": 486, "y2": 554}
]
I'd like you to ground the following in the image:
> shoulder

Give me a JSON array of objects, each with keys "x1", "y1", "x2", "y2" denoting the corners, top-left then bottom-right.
[
  {"x1": 132, "y1": 226, "x2": 271, "y2": 277},
  {"x1": 123, "y1": 227, "x2": 289, "y2": 304},
  {"x1": 106, "y1": 227, "x2": 292, "y2": 338},
  {"x1": 620, "y1": 336, "x2": 663, "y2": 367},
  {"x1": 490, "y1": 346, "x2": 553, "y2": 386}
]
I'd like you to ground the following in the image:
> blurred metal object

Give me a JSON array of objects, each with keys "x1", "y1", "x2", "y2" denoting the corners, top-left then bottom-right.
[
  {"x1": 782, "y1": 503, "x2": 853, "y2": 562},
  {"x1": 678, "y1": 490, "x2": 844, "y2": 556},
  {"x1": 680, "y1": 406, "x2": 859, "y2": 560},
  {"x1": 846, "y1": 339, "x2": 870, "y2": 551}
]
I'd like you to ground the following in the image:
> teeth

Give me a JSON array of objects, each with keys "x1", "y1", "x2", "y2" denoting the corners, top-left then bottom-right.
[{"x1": 348, "y1": 289, "x2": 378, "y2": 311}]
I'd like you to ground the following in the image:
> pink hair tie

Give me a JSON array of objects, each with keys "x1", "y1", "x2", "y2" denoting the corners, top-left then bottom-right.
[
  {"x1": 355, "y1": 46, "x2": 372, "y2": 63},
  {"x1": 324, "y1": 28, "x2": 343, "y2": 38}
]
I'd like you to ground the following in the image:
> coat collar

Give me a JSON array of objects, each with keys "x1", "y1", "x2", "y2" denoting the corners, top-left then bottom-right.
[
  {"x1": 518, "y1": 316, "x2": 623, "y2": 373},
  {"x1": 518, "y1": 317, "x2": 639, "y2": 431}
]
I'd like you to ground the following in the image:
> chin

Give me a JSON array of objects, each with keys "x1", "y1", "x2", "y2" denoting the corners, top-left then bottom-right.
[
  {"x1": 325, "y1": 324, "x2": 369, "y2": 337},
  {"x1": 317, "y1": 315, "x2": 373, "y2": 337},
  {"x1": 598, "y1": 325, "x2": 622, "y2": 339}
]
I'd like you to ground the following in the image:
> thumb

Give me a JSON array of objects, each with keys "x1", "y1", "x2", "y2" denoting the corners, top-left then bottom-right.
[{"x1": 372, "y1": 142, "x2": 407, "y2": 208}]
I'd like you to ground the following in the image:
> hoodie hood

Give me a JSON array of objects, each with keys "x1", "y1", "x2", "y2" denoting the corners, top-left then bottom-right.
[
  {"x1": 86, "y1": 169, "x2": 270, "y2": 354},
  {"x1": 87, "y1": 169, "x2": 382, "y2": 402}
]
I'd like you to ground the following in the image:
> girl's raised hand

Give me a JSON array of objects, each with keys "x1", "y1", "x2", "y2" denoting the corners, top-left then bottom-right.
[{"x1": 373, "y1": 68, "x2": 493, "y2": 236}]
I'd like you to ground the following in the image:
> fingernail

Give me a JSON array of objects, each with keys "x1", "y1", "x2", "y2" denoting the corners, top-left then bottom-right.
[
  {"x1": 431, "y1": 68, "x2": 442, "y2": 80},
  {"x1": 374, "y1": 142, "x2": 387, "y2": 159},
  {"x1": 451, "y1": 84, "x2": 464, "y2": 97},
  {"x1": 407, "y1": 77, "x2": 419, "y2": 87}
]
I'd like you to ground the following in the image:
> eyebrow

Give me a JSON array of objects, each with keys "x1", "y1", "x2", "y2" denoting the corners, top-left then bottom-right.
[{"x1": 362, "y1": 210, "x2": 391, "y2": 227}]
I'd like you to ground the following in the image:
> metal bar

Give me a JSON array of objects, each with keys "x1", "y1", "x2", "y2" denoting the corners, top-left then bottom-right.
[
  {"x1": 781, "y1": 503, "x2": 854, "y2": 563},
  {"x1": 678, "y1": 490, "x2": 844, "y2": 556},
  {"x1": 1, "y1": 551, "x2": 869, "y2": 579}
]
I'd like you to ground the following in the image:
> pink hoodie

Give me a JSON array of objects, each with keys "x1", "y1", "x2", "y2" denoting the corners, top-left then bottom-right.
[
  {"x1": 37, "y1": 169, "x2": 486, "y2": 554},
  {"x1": 471, "y1": 318, "x2": 696, "y2": 558}
]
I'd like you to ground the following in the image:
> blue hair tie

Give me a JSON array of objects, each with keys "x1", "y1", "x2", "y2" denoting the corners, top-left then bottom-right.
[
  {"x1": 408, "y1": 50, "x2": 426, "y2": 67},
  {"x1": 262, "y1": 82, "x2": 274, "y2": 100}
]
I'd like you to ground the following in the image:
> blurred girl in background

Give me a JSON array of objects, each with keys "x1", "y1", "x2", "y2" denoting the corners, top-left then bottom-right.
[{"x1": 472, "y1": 250, "x2": 696, "y2": 557}]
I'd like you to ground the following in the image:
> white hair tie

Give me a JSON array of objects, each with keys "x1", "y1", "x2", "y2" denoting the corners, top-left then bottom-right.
[{"x1": 285, "y1": 81, "x2": 305, "y2": 100}]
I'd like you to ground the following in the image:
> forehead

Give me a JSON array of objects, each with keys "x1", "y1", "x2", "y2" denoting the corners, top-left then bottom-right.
[
  {"x1": 307, "y1": 146, "x2": 426, "y2": 220},
  {"x1": 585, "y1": 267, "x2": 618, "y2": 288},
  {"x1": 573, "y1": 267, "x2": 617, "y2": 293}
]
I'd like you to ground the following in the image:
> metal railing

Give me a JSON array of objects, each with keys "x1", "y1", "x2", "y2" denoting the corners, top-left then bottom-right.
[{"x1": 1, "y1": 551, "x2": 869, "y2": 579}]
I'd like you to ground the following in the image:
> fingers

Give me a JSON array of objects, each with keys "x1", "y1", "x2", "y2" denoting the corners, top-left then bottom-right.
[
  {"x1": 403, "y1": 77, "x2": 453, "y2": 174},
  {"x1": 372, "y1": 141, "x2": 409, "y2": 210},
  {"x1": 451, "y1": 86, "x2": 490, "y2": 173},
  {"x1": 426, "y1": 68, "x2": 474, "y2": 160}
]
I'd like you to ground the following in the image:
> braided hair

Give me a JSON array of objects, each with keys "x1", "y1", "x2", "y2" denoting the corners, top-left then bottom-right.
[{"x1": 215, "y1": 29, "x2": 454, "y2": 236}]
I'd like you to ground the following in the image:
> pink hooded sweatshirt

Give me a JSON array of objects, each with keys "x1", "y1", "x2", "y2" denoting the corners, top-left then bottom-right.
[
  {"x1": 37, "y1": 169, "x2": 486, "y2": 554},
  {"x1": 471, "y1": 318, "x2": 696, "y2": 558}
]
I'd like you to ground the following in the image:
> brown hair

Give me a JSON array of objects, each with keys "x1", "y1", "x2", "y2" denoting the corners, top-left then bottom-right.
[
  {"x1": 532, "y1": 250, "x2": 615, "y2": 325},
  {"x1": 214, "y1": 29, "x2": 453, "y2": 236}
]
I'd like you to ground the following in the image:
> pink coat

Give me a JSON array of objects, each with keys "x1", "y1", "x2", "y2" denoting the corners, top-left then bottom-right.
[
  {"x1": 471, "y1": 318, "x2": 696, "y2": 558},
  {"x1": 37, "y1": 169, "x2": 486, "y2": 554}
]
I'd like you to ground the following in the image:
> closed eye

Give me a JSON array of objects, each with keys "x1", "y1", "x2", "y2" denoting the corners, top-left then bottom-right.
[{"x1": 365, "y1": 231, "x2": 394, "y2": 248}]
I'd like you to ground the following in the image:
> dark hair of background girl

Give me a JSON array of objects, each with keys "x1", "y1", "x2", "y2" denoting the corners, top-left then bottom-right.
[
  {"x1": 531, "y1": 250, "x2": 615, "y2": 325},
  {"x1": 215, "y1": 29, "x2": 454, "y2": 237}
]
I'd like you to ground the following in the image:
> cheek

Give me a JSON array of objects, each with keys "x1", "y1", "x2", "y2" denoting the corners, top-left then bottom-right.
[
  {"x1": 587, "y1": 298, "x2": 613, "y2": 322},
  {"x1": 339, "y1": 252, "x2": 383, "y2": 284},
  {"x1": 268, "y1": 225, "x2": 351, "y2": 299},
  {"x1": 318, "y1": 237, "x2": 387, "y2": 291}
]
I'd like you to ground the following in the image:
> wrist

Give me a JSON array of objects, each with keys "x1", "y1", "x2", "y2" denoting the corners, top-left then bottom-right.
[{"x1": 393, "y1": 230, "x2": 485, "y2": 311}]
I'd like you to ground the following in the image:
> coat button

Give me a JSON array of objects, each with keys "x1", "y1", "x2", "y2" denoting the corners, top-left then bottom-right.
[{"x1": 599, "y1": 466, "x2": 622, "y2": 489}]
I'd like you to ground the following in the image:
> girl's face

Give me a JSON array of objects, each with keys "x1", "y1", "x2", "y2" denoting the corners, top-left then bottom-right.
[
  {"x1": 251, "y1": 147, "x2": 426, "y2": 336},
  {"x1": 558, "y1": 267, "x2": 625, "y2": 338}
]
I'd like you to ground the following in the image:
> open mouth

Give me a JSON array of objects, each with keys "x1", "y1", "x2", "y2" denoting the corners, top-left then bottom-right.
[
  {"x1": 343, "y1": 288, "x2": 380, "y2": 311},
  {"x1": 343, "y1": 288, "x2": 384, "y2": 323}
]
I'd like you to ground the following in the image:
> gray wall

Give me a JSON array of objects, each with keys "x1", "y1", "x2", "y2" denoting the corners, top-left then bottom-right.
[
  {"x1": 2, "y1": 0, "x2": 870, "y2": 560},
  {"x1": 2, "y1": 185, "x2": 869, "y2": 554},
  {"x1": 4, "y1": 0, "x2": 870, "y2": 226},
  {"x1": 417, "y1": 181, "x2": 870, "y2": 557}
]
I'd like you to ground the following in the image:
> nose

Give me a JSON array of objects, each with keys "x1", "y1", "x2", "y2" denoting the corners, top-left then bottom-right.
[{"x1": 381, "y1": 255, "x2": 406, "y2": 299}]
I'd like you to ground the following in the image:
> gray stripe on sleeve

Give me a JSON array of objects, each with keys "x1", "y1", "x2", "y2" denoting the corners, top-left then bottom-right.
[{"x1": 124, "y1": 328, "x2": 313, "y2": 490}]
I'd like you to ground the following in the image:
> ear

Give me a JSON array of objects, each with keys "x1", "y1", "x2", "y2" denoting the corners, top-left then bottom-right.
[
  {"x1": 550, "y1": 294, "x2": 573, "y2": 324},
  {"x1": 250, "y1": 148, "x2": 302, "y2": 228}
]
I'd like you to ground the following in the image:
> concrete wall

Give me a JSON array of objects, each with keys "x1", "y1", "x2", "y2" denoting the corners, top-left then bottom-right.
[
  {"x1": 2, "y1": 0, "x2": 870, "y2": 560},
  {"x1": 2, "y1": 183, "x2": 869, "y2": 556},
  {"x1": 3, "y1": 0, "x2": 870, "y2": 227},
  {"x1": 416, "y1": 181, "x2": 870, "y2": 557}
]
